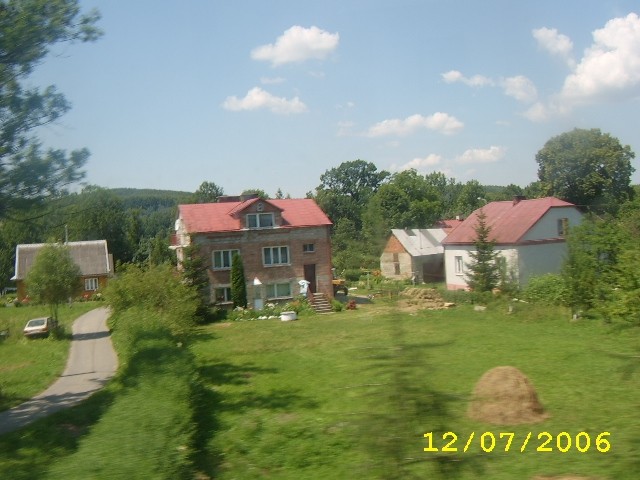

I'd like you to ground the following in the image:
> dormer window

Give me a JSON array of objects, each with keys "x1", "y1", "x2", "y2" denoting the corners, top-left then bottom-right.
[{"x1": 247, "y1": 212, "x2": 274, "y2": 229}]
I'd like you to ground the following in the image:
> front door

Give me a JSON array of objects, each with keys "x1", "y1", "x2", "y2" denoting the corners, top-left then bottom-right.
[{"x1": 303, "y1": 264, "x2": 317, "y2": 294}]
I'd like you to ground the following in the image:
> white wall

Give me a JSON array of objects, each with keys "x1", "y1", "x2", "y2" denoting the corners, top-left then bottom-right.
[
  {"x1": 444, "y1": 246, "x2": 474, "y2": 289},
  {"x1": 522, "y1": 206, "x2": 583, "y2": 241}
]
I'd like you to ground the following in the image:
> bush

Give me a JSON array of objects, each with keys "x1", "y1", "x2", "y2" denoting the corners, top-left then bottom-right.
[
  {"x1": 331, "y1": 299, "x2": 344, "y2": 312},
  {"x1": 105, "y1": 263, "x2": 199, "y2": 337},
  {"x1": 522, "y1": 274, "x2": 568, "y2": 306}
]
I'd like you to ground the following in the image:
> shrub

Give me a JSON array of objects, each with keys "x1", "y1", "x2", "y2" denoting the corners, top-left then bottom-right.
[
  {"x1": 522, "y1": 274, "x2": 568, "y2": 306},
  {"x1": 331, "y1": 299, "x2": 344, "y2": 312},
  {"x1": 105, "y1": 263, "x2": 198, "y2": 337}
]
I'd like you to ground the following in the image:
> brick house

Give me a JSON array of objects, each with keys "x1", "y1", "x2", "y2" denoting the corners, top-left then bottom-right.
[
  {"x1": 172, "y1": 195, "x2": 333, "y2": 308},
  {"x1": 12, "y1": 240, "x2": 114, "y2": 301},
  {"x1": 379, "y1": 220, "x2": 461, "y2": 283},
  {"x1": 442, "y1": 196, "x2": 583, "y2": 290}
]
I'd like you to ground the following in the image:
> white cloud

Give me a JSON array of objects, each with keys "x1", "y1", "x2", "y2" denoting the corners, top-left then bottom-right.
[
  {"x1": 336, "y1": 120, "x2": 355, "y2": 136},
  {"x1": 532, "y1": 27, "x2": 576, "y2": 67},
  {"x1": 441, "y1": 70, "x2": 494, "y2": 87},
  {"x1": 456, "y1": 146, "x2": 507, "y2": 164},
  {"x1": 560, "y1": 13, "x2": 640, "y2": 104},
  {"x1": 527, "y1": 13, "x2": 640, "y2": 122},
  {"x1": 500, "y1": 75, "x2": 538, "y2": 103},
  {"x1": 222, "y1": 87, "x2": 307, "y2": 114},
  {"x1": 367, "y1": 113, "x2": 463, "y2": 137},
  {"x1": 394, "y1": 154, "x2": 443, "y2": 171},
  {"x1": 251, "y1": 26, "x2": 339, "y2": 66}
]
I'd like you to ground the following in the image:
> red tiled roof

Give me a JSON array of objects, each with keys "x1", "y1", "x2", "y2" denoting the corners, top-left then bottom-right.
[
  {"x1": 178, "y1": 198, "x2": 332, "y2": 233},
  {"x1": 442, "y1": 197, "x2": 576, "y2": 245},
  {"x1": 434, "y1": 218, "x2": 463, "y2": 233}
]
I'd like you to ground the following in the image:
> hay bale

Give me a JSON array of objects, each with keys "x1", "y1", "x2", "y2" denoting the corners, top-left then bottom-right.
[{"x1": 468, "y1": 366, "x2": 548, "y2": 425}]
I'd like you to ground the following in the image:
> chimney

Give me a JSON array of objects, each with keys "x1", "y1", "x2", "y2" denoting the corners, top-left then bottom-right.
[{"x1": 513, "y1": 195, "x2": 526, "y2": 205}]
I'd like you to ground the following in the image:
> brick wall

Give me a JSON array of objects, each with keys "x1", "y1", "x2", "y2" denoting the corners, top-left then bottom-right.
[{"x1": 194, "y1": 225, "x2": 333, "y2": 305}]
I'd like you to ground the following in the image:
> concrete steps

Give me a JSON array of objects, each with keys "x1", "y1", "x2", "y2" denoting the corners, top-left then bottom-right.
[{"x1": 311, "y1": 292, "x2": 333, "y2": 314}]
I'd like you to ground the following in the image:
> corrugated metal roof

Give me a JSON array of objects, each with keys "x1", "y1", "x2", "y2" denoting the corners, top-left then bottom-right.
[
  {"x1": 442, "y1": 197, "x2": 576, "y2": 245},
  {"x1": 391, "y1": 228, "x2": 447, "y2": 257},
  {"x1": 178, "y1": 198, "x2": 332, "y2": 233},
  {"x1": 13, "y1": 240, "x2": 111, "y2": 280}
]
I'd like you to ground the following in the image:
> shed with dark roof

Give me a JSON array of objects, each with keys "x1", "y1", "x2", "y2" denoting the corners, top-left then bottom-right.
[{"x1": 12, "y1": 240, "x2": 114, "y2": 301}]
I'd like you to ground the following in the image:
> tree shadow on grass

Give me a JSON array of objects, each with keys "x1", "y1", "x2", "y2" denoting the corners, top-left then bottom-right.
[
  {"x1": 192, "y1": 361, "x2": 320, "y2": 476},
  {"x1": 0, "y1": 387, "x2": 116, "y2": 480}
]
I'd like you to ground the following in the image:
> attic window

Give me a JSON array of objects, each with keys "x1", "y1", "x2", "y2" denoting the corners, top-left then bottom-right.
[
  {"x1": 257, "y1": 202, "x2": 264, "y2": 212},
  {"x1": 247, "y1": 213, "x2": 274, "y2": 229}
]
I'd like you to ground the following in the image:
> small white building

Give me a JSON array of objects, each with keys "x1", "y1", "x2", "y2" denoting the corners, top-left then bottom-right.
[
  {"x1": 442, "y1": 197, "x2": 583, "y2": 290},
  {"x1": 380, "y1": 220, "x2": 462, "y2": 283}
]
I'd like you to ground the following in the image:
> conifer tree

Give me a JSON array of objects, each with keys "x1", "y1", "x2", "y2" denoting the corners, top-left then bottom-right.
[
  {"x1": 466, "y1": 209, "x2": 500, "y2": 292},
  {"x1": 230, "y1": 252, "x2": 247, "y2": 308}
]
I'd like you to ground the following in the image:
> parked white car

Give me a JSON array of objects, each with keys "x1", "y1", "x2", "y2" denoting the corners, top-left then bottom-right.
[{"x1": 23, "y1": 317, "x2": 57, "y2": 338}]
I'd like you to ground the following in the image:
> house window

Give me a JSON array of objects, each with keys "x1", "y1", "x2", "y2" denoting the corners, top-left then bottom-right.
[
  {"x1": 247, "y1": 213, "x2": 274, "y2": 229},
  {"x1": 263, "y1": 246, "x2": 289, "y2": 266},
  {"x1": 266, "y1": 282, "x2": 292, "y2": 299},
  {"x1": 303, "y1": 243, "x2": 315, "y2": 253},
  {"x1": 213, "y1": 249, "x2": 239, "y2": 270},
  {"x1": 454, "y1": 256, "x2": 464, "y2": 275},
  {"x1": 557, "y1": 218, "x2": 569, "y2": 236},
  {"x1": 84, "y1": 278, "x2": 99, "y2": 291},
  {"x1": 214, "y1": 286, "x2": 232, "y2": 303}
]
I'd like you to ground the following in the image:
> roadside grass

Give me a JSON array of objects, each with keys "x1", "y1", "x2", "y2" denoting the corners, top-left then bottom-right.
[
  {"x1": 0, "y1": 307, "x2": 202, "y2": 480},
  {"x1": 0, "y1": 303, "x2": 99, "y2": 410},
  {"x1": 191, "y1": 299, "x2": 640, "y2": 479}
]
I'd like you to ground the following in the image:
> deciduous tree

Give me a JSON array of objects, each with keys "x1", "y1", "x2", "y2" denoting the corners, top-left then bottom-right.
[
  {"x1": 26, "y1": 243, "x2": 81, "y2": 319},
  {"x1": 536, "y1": 128, "x2": 635, "y2": 213}
]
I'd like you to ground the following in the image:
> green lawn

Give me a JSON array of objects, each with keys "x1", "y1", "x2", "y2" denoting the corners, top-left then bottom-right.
[
  {"x1": 191, "y1": 300, "x2": 639, "y2": 479},
  {"x1": 0, "y1": 303, "x2": 99, "y2": 410},
  {"x1": 0, "y1": 297, "x2": 638, "y2": 479}
]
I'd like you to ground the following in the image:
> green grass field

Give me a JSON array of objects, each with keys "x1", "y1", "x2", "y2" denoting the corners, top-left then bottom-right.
[
  {"x1": 0, "y1": 296, "x2": 638, "y2": 479},
  {"x1": 190, "y1": 300, "x2": 640, "y2": 479}
]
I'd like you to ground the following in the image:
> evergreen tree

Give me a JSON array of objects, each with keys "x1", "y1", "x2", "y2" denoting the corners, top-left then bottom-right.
[
  {"x1": 466, "y1": 209, "x2": 500, "y2": 292},
  {"x1": 230, "y1": 252, "x2": 247, "y2": 308}
]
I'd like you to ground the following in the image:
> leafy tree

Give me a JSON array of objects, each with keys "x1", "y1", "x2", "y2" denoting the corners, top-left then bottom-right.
[
  {"x1": 465, "y1": 209, "x2": 500, "y2": 292},
  {"x1": 241, "y1": 188, "x2": 269, "y2": 199},
  {"x1": 230, "y1": 252, "x2": 247, "y2": 308},
  {"x1": 26, "y1": 243, "x2": 81, "y2": 319},
  {"x1": 180, "y1": 243, "x2": 211, "y2": 321},
  {"x1": 65, "y1": 186, "x2": 129, "y2": 261},
  {"x1": 314, "y1": 159, "x2": 389, "y2": 230},
  {"x1": 454, "y1": 180, "x2": 487, "y2": 217},
  {"x1": 536, "y1": 128, "x2": 635, "y2": 213},
  {"x1": 191, "y1": 181, "x2": 224, "y2": 203},
  {"x1": 562, "y1": 216, "x2": 625, "y2": 319},
  {"x1": 0, "y1": 0, "x2": 101, "y2": 218}
]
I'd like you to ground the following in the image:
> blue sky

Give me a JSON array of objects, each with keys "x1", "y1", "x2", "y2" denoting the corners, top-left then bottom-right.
[{"x1": 33, "y1": 1, "x2": 640, "y2": 198}]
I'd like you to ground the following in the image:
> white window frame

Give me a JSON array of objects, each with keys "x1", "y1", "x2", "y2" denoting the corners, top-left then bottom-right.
[
  {"x1": 84, "y1": 277, "x2": 99, "y2": 291},
  {"x1": 303, "y1": 243, "x2": 315, "y2": 253},
  {"x1": 263, "y1": 246, "x2": 290, "y2": 266},
  {"x1": 247, "y1": 213, "x2": 274, "y2": 229},
  {"x1": 213, "y1": 249, "x2": 239, "y2": 270},
  {"x1": 454, "y1": 256, "x2": 464, "y2": 275},
  {"x1": 266, "y1": 282, "x2": 292, "y2": 300},
  {"x1": 214, "y1": 286, "x2": 232, "y2": 303}
]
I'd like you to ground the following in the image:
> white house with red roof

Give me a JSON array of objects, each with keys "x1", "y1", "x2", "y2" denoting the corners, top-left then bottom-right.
[
  {"x1": 442, "y1": 196, "x2": 583, "y2": 290},
  {"x1": 173, "y1": 195, "x2": 333, "y2": 308}
]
